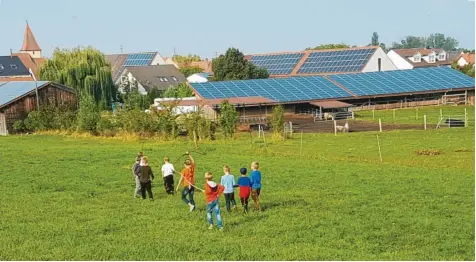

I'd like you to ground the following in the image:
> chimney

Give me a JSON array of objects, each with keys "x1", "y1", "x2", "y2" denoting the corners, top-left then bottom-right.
[{"x1": 10, "y1": 49, "x2": 12, "y2": 58}]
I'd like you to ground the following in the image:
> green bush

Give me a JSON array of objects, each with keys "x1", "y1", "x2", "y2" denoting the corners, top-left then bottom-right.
[
  {"x1": 271, "y1": 104, "x2": 285, "y2": 139},
  {"x1": 12, "y1": 120, "x2": 26, "y2": 133},
  {"x1": 77, "y1": 94, "x2": 100, "y2": 132},
  {"x1": 219, "y1": 100, "x2": 238, "y2": 139},
  {"x1": 96, "y1": 112, "x2": 118, "y2": 136}
]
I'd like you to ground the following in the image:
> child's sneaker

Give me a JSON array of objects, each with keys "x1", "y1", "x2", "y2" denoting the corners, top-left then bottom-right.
[
  {"x1": 208, "y1": 225, "x2": 214, "y2": 230},
  {"x1": 189, "y1": 205, "x2": 195, "y2": 212},
  {"x1": 233, "y1": 205, "x2": 237, "y2": 211},
  {"x1": 219, "y1": 227, "x2": 224, "y2": 231}
]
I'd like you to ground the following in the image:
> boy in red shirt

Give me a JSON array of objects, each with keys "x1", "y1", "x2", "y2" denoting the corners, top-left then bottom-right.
[
  {"x1": 204, "y1": 172, "x2": 224, "y2": 230},
  {"x1": 177, "y1": 152, "x2": 196, "y2": 212},
  {"x1": 236, "y1": 168, "x2": 252, "y2": 213}
]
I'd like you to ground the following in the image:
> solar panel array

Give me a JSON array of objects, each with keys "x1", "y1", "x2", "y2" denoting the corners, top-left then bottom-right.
[
  {"x1": 192, "y1": 76, "x2": 352, "y2": 102},
  {"x1": 0, "y1": 81, "x2": 49, "y2": 106},
  {"x1": 297, "y1": 48, "x2": 376, "y2": 74},
  {"x1": 250, "y1": 53, "x2": 304, "y2": 75},
  {"x1": 191, "y1": 67, "x2": 474, "y2": 104},
  {"x1": 123, "y1": 53, "x2": 155, "y2": 66},
  {"x1": 329, "y1": 67, "x2": 475, "y2": 96}
]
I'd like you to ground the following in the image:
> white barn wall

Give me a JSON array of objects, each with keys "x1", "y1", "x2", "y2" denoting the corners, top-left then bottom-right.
[
  {"x1": 150, "y1": 53, "x2": 166, "y2": 65},
  {"x1": 362, "y1": 47, "x2": 397, "y2": 72},
  {"x1": 387, "y1": 50, "x2": 414, "y2": 70}
]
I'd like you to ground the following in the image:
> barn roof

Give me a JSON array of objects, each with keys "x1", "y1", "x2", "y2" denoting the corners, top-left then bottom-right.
[{"x1": 0, "y1": 81, "x2": 75, "y2": 109}]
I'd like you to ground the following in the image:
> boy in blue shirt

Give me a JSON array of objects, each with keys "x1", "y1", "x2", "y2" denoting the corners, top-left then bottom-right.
[
  {"x1": 220, "y1": 165, "x2": 237, "y2": 212},
  {"x1": 249, "y1": 161, "x2": 262, "y2": 211},
  {"x1": 237, "y1": 167, "x2": 252, "y2": 213}
]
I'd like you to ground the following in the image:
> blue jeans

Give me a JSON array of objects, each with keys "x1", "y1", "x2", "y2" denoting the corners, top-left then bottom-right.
[
  {"x1": 206, "y1": 199, "x2": 223, "y2": 228},
  {"x1": 182, "y1": 187, "x2": 195, "y2": 205}
]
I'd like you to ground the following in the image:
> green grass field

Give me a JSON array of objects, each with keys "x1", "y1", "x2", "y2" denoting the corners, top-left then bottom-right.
[
  {"x1": 0, "y1": 114, "x2": 474, "y2": 260},
  {"x1": 355, "y1": 105, "x2": 475, "y2": 126}
]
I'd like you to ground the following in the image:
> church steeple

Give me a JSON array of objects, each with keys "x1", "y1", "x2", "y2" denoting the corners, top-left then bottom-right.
[{"x1": 20, "y1": 22, "x2": 42, "y2": 58}]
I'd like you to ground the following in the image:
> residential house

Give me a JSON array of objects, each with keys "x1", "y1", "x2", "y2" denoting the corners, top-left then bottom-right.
[
  {"x1": 245, "y1": 46, "x2": 396, "y2": 78},
  {"x1": 457, "y1": 53, "x2": 475, "y2": 68},
  {"x1": 187, "y1": 73, "x2": 210, "y2": 83},
  {"x1": 162, "y1": 57, "x2": 180, "y2": 69},
  {"x1": 0, "y1": 56, "x2": 32, "y2": 81},
  {"x1": 387, "y1": 48, "x2": 456, "y2": 70},
  {"x1": 105, "y1": 52, "x2": 167, "y2": 82},
  {"x1": 116, "y1": 65, "x2": 186, "y2": 95},
  {"x1": 190, "y1": 59, "x2": 213, "y2": 76},
  {"x1": 0, "y1": 81, "x2": 77, "y2": 135}
]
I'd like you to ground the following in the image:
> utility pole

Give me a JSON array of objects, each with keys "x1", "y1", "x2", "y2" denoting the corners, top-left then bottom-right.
[{"x1": 120, "y1": 45, "x2": 123, "y2": 53}]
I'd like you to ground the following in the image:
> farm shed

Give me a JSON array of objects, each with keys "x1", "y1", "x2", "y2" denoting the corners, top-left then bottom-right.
[{"x1": 0, "y1": 81, "x2": 77, "y2": 135}]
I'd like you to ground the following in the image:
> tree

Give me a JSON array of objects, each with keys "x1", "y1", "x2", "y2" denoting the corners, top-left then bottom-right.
[
  {"x1": 180, "y1": 66, "x2": 203, "y2": 77},
  {"x1": 212, "y1": 48, "x2": 269, "y2": 81},
  {"x1": 371, "y1": 32, "x2": 379, "y2": 46},
  {"x1": 39, "y1": 47, "x2": 115, "y2": 109},
  {"x1": 77, "y1": 94, "x2": 100, "y2": 132},
  {"x1": 163, "y1": 83, "x2": 194, "y2": 98},
  {"x1": 305, "y1": 43, "x2": 350, "y2": 50},
  {"x1": 452, "y1": 61, "x2": 475, "y2": 78},
  {"x1": 426, "y1": 33, "x2": 459, "y2": 50},
  {"x1": 172, "y1": 54, "x2": 201, "y2": 67},
  {"x1": 391, "y1": 36, "x2": 427, "y2": 49},
  {"x1": 219, "y1": 100, "x2": 238, "y2": 139},
  {"x1": 271, "y1": 104, "x2": 285, "y2": 140}
]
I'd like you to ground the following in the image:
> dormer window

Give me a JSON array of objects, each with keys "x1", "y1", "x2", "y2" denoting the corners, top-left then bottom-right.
[
  {"x1": 428, "y1": 54, "x2": 436, "y2": 63},
  {"x1": 0, "y1": 64, "x2": 4, "y2": 70},
  {"x1": 414, "y1": 53, "x2": 421, "y2": 62},
  {"x1": 438, "y1": 53, "x2": 446, "y2": 60},
  {"x1": 10, "y1": 64, "x2": 17, "y2": 69}
]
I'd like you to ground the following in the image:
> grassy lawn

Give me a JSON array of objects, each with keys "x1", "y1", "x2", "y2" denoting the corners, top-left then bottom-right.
[
  {"x1": 355, "y1": 105, "x2": 475, "y2": 126},
  {"x1": 0, "y1": 127, "x2": 474, "y2": 260}
]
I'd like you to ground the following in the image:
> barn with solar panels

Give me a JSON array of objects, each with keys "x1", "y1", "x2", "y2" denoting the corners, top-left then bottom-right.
[
  {"x1": 189, "y1": 67, "x2": 475, "y2": 122},
  {"x1": 246, "y1": 46, "x2": 397, "y2": 78}
]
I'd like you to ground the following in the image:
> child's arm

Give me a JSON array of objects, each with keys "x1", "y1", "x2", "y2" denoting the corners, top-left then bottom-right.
[
  {"x1": 176, "y1": 174, "x2": 183, "y2": 192},
  {"x1": 150, "y1": 168, "x2": 154, "y2": 180},
  {"x1": 186, "y1": 152, "x2": 195, "y2": 165}
]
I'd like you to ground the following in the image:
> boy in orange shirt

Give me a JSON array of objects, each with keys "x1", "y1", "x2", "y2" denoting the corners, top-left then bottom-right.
[
  {"x1": 177, "y1": 152, "x2": 196, "y2": 212},
  {"x1": 204, "y1": 172, "x2": 224, "y2": 230}
]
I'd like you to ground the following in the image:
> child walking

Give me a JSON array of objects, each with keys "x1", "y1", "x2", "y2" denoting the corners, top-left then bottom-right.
[
  {"x1": 237, "y1": 167, "x2": 252, "y2": 213},
  {"x1": 161, "y1": 156, "x2": 175, "y2": 195},
  {"x1": 177, "y1": 152, "x2": 196, "y2": 212},
  {"x1": 138, "y1": 156, "x2": 154, "y2": 200},
  {"x1": 220, "y1": 165, "x2": 237, "y2": 212},
  {"x1": 204, "y1": 172, "x2": 224, "y2": 230},
  {"x1": 249, "y1": 161, "x2": 262, "y2": 211},
  {"x1": 132, "y1": 156, "x2": 141, "y2": 198}
]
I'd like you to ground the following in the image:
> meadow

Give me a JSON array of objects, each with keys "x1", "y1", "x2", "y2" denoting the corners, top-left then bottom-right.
[{"x1": 0, "y1": 109, "x2": 474, "y2": 260}]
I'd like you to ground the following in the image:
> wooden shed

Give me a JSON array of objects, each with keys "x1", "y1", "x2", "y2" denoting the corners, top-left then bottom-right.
[{"x1": 0, "y1": 81, "x2": 77, "y2": 135}]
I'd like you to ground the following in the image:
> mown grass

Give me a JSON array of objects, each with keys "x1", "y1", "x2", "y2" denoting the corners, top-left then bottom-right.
[
  {"x1": 355, "y1": 105, "x2": 475, "y2": 126},
  {"x1": 0, "y1": 127, "x2": 474, "y2": 260}
]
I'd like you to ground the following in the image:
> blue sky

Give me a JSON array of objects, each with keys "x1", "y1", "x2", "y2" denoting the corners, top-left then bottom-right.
[{"x1": 0, "y1": 0, "x2": 474, "y2": 58}]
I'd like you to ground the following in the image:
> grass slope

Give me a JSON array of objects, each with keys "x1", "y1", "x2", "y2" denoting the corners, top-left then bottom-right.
[{"x1": 0, "y1": 128, "x2": 474, "y2": 260}]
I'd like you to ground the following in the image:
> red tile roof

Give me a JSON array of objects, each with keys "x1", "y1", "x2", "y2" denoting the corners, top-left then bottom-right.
[
  {"x1": 310, "y1": 100, "x2": 353, "y2": 109},
  {"x1": 20, "y1": 23, "x2": 41, "y2": 51},
  {"x1": 190, "y1": 60, "x2": 213, "y2": 74},
  {"x1": 394, "y1": 48, "x2": 445, "y2": 57},
  {"x1": 459, "y1": 53, "x2": 475, "y2": 64}
]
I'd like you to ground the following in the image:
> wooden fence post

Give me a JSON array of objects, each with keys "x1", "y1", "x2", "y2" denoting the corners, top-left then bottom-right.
[
  {"x1": 465, "y1": 108, "x2": 468, "y2": 127},
  {"x1": 393, "y1": 109, "x2": 396, "y2": 122},
  {"x1": 300, "y1": 131, "x2": 303, "y2": 155},
  {"x1": 424, "y1": 115, "x2": 427, "y2": 130},
  {"x1": 334, "y1": 120, "x2": 337, "y2": 136},
  {"x1": 372, "y1": 109, "x2": 375, "y2": 120},
  {"x1": 440, "y1": 108, "x2": 443, "y2": 119},
  {"x1": 379, "y1": 118, "x2": 382, "y2": 132},
  {"x1": 416, "y1": 108, "x2": 419, "y2": 120}
]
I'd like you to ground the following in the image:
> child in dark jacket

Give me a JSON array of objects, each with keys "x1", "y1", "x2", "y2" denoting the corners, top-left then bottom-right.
[
  {"x1": 237, "y1": 168, "x2": 252, "y2": 213},
  {"x1": 204, "y1": 172, "x2": 224, "y2": 230},
  {"x1": 138, "y1": 156, "x2": 154, "y2": 200}
]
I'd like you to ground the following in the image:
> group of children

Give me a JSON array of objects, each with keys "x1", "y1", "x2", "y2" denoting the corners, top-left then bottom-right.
[{"x1": 131, "y1": 151, "x2": 263, "y2": 230}]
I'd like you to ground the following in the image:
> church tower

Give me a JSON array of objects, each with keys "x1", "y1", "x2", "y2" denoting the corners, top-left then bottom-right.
[{"x1": 20, "y1": 22, "x2": 42, "y2": 59}]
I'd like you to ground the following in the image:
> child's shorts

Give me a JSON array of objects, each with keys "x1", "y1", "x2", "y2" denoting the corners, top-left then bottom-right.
[{"x1": 251, "y1": 188, "x2": 261, "y2": 197}]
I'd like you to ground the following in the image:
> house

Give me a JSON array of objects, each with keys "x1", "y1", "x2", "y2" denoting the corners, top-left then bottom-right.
[
  {"x1": 105, "y1": 52, "x2": 168, "y2": 82},
  {"x1": 116, "y1": 65, "x2": 186, "y2": 95},
  {"x1": 387, "y1": 48, "x2": 455, "y2": 70},
  {"x1": 187, "y1": 73, "x2": 210, "y2": 83},
  {"x1": 0, "y1": 23, "x2": 46, "y2": 81},
  {"x1": 245, "y1": 46, "x2": 396, "y2": 78},
  {"x1": 0, "y1": 81, "x2": 77, "y2": 135},
  {"x1": 457, "y1": 53, "x2": 475, "y2": 68},
  {"x1": 190, "y1": 59, "x2": 213, "y2": 76},
  {"x1": 162, "y1": 57, "x2": 180, "y2": 69}
]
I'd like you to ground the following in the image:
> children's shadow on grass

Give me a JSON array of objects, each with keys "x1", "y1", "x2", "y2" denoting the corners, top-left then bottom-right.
[{"x1": 261, "y1": 199, "x2": 310, "y2": 211}]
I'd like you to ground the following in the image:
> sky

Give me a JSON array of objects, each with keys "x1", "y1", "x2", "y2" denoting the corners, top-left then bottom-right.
[{"x1": 0, "y1": 0, "x2": 474, "y2": 59}]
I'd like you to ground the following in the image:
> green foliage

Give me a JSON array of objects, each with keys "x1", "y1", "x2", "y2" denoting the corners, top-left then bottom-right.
[
  {"x1": 182, "y1": 109, "x2": 214, "y2": 141},
  {"x1": 172, "y1": 54, "x2": 201, "y2": 67},
  {"x1": 96, "y1": 112, "x2": 119, "y2": 137},
  {"x1": 22, "y1": 105, "x2": 76, "y2": 132},
  {"x1": 212, "y1": 48, "x2": 269, "y2": 81},
  {"x1": 219, "y1": 100, "x2": 238, "y2": 139},
  {"x1": 271, "y1": 104, "x2": 285, "y2": 139},
  {"x1": 179, "y1": 66, "x2": 204, "y2": 77},
  {"x1": 39, "y1": 47, "x2": 116, "y2": 106},
  {"x1": 116, "y1": 109, "x2": 157, "y2": 135},
  {"x1": 77, "y1": 94, "x2": 100, "y2": 132},
  {"x1": 12, "y1": 120, "x2": 26, "y2": 133},
  {"x1": 121, "y1": 90, "x2": 150, "y2": 110},
  {"x1": 163, "y1": 83, "x2": 194, "y2": 98},
  {"x1": 305, "y1": 43, "x2": 350, "y2": 50},
  {"x1": 391, "y1": 33, "x2": 459, "y2": 50},
  {"x1": 452, "y1": 61, "x2": 475, "y2": 78},
  {"x1": 371, "y1": 32, "x2": 379, "y2": 46}
]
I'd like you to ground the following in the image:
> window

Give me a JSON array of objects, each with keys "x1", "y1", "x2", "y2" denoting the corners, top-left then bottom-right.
[
  {"x1": 158, "y1": 77, "x2": 164, "y2": 82},
  {"x1": 10, "y1": 64, "x2": 17, "y2": 69},
  {"x1": 171, "y1": 76, "x2": 178, "y2": 81},
  {"x1": 428, "y1": 54, "x2": 436, "y2": 63},
  {"x1": 163, "y1": 77, "x2": 169, "y2": 82},
  {"x1": 378, "y1": 58, "x2": 382, "y2": 71},
  {"x1": 0, "y1": 64, "x2": 3, "y2": 70},
  {"x1": 413, "y1": 54, "x2": 421, "y2": 62},
  {"x1": 438, "y1": 53, "x2": 446, "y2": 60}
]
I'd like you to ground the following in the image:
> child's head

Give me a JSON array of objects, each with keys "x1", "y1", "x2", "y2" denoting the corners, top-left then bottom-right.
[
  {"x1": 135, "y1": 157, "x2": 141, "y2": 163},
  {"x1": 223, "y1": 165, "x2": 230, "y2": 174},
  {"x1": 138, "y1": 152, "x2": 144, "y2": 157},
  {"x1": 251, "y1": 161, "x2": 259, "y2": 170},
  {"x1": 240, "y1": 167, "x2": 247, "y2": 176},
  {"x1": 142, "y1": 156, "x2": 149, "y2": 165},
  {"x1": 204, "y1": 172, "x2": 213, "y2": 181},
  {"x1": 184, "y1": 159, "x2": 192, "y2": 168},
  {"x1": 164, "y1": 156, "x2": 170, "y2": 163}
]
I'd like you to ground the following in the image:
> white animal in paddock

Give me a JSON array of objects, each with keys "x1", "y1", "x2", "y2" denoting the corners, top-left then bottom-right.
[
  {"x1": 323, "y1": 112, "x2": 334, "y2": 120},
  {"x1": 336, "y1": 122, "x2": 349, "y2": 133}
]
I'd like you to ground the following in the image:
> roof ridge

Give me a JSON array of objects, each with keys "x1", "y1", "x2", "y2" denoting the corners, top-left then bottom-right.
[
  {"x1": 249, "y1": 46, "x2": 378, "y2": 57},
  {"x1": 323, "y1": 75, "x2": 357, "y2": 97}
]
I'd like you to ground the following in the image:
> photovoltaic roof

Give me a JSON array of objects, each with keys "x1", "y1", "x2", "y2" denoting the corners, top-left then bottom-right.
[
  {"x1": 190, "y1": 67, "x2": 474, "y2": 103},
  {"x1": 250, "y1": 53, "x2": 304, "y2": 75},
  {"x1": 0, "y1": 81, "x2": 49, "y2": 107}
]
